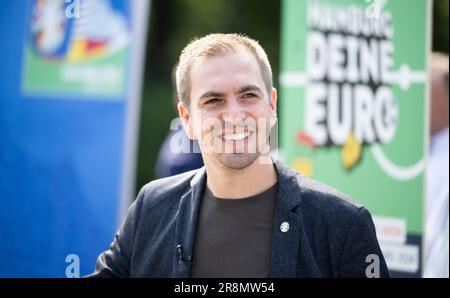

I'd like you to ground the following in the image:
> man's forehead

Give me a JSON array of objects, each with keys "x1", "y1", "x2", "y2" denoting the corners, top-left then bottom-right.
[
  {"x1": 190, "y1": 51, "x2": 264, "y2": 91},
  {"x1": 193, "y1": 48, "x2": 260, "y2": 72}
]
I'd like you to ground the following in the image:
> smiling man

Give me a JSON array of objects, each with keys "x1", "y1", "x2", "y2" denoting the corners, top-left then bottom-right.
[{"x1": 89, "y1": 33, "x2": 389, "y2": 278}]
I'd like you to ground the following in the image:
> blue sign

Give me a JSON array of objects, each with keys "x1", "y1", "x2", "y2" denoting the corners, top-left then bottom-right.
[{"x1": 0, "y1": 0, "x2": 149, "y2": 277}]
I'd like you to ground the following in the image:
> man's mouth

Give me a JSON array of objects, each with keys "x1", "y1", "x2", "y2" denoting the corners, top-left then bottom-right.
[{"x1": 222, "y1": 131, "x2": 251, "y2": 141}]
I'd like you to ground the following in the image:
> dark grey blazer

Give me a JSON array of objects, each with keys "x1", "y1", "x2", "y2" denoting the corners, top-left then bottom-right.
[{"x1": 88, "y1": 161, "x2": 390, "y2": 278}]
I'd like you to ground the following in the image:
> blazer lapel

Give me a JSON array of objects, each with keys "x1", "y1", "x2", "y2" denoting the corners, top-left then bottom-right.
[
  {"x1": 171, "y1": 162, "x2": 304, "y2": 278},
  {"x1": 270, "y1": 161, "x2": 303, "y2": 277},
  {"x1": 172, "y1": 167, "x2": 206, "y2": 278}
]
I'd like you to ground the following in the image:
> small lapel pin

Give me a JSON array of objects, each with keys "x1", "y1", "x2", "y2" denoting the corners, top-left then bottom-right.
[{"x1": 280, "y1": 221, "x2": 290, "y2": 233}]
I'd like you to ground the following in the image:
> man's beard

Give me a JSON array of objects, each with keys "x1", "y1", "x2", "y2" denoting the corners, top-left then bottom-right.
[
  {"x1": 217, "y1": 151, "x2": 259, "y2": 169},
  {"x1": 216, "y1": 127, "x2": 270, "y2": 170},
  {"x1": 200, "y1": 117, "x2": 272, "y2": 170}
]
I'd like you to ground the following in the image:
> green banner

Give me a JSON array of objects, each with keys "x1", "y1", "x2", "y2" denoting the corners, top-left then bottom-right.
[{"x1": 280, "y1": 0, "x2": 430, "y2": 277}]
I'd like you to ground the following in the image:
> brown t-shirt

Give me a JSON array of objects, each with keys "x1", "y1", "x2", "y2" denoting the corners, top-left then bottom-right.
[{"x1": 190, "y1": 182, "x2": 278, "y2": 278}]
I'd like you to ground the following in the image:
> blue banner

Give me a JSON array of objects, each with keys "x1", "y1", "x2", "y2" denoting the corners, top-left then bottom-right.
[{"x1": 0, "y1": 0, "x2": 149, "y2": 277}]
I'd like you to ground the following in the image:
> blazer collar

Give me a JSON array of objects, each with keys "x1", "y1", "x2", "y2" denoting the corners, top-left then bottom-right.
[
  {"x1": 173, "y1": 161, "x2": 303, "y2": 277},
  {"x1": 172, "y1": 167, "x2": 206, "y2": 277},
  {"x1": 270, "y1": 160, "x2": 303, "y2": 277}
]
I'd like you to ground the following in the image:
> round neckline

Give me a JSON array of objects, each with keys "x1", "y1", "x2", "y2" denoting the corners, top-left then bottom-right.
[{"x1": 205, "y1": 183, "x2": 278, "y2": 208}]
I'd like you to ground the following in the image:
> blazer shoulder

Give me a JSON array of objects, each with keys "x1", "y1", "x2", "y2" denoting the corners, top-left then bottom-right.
[
  {"x1": 137, "y1": 168, "x2": 202, "y2": 209},
  {"x1": 296, "y1": 174, "x2": 365, "y2": 220}
]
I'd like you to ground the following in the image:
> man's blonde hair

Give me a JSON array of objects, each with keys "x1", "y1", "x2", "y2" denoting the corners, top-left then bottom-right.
[{"x1": 176, "y1": 33, "x2": 273, "y2": 106}]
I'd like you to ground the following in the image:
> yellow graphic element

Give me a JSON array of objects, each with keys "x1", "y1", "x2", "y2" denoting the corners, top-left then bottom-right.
[
  {"x1": 292, "y1": 158, "x2": 313, "y2": 177},
  {"x1": 68, "y1": 39, "x2": 88, "y2": 61},
  {"x1": 67, "y1": 39, "x2": 106, "y2": 62},
  {"x1": 341, "y1": 132, "x2": 362, "y2": 170}
]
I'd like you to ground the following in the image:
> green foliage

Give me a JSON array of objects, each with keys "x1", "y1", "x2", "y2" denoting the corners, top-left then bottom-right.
[{"x1": 433, "y1": 0, "x2": 449, "y2": 54}]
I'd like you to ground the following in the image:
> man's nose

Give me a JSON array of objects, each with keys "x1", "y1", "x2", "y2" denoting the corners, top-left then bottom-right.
[{"x1": 222, "y1": 98, "x2": 246, "y2": 124}]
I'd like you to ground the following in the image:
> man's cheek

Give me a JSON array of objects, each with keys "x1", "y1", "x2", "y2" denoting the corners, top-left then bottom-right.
[
  {"x1": 200, "y1": 130, "x2": 215, "y2": 154},
  {"x1": 190, "y1": 110, "x2": 210, "y2": 135},
  {"x1": 256, "y1": 117, "x2": 271, "y2": 152},
  {"x1": 199, "y1": 117, "x2": 223, "y2": 154}
]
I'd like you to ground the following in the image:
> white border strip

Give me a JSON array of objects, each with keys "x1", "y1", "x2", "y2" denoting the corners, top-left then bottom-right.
[
  {"x1": 421, "y1": 0, "x2": 432, "y2": 277},
  {"x1": 118, "y1": 0, "x2": 151, "y2": 223},
  {"x1": 279, "y1": 71, "x2": 307, "y2": 87}
]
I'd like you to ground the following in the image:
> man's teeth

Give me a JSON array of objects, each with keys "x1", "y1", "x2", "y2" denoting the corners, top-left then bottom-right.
[{"x1": 223, "y1": 132, "x2": 250, "y2": 141}]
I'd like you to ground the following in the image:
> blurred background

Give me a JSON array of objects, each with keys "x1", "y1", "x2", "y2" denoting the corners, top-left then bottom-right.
[{"x1": 137, "y1": 0, "x2": 448, "y2": 189}]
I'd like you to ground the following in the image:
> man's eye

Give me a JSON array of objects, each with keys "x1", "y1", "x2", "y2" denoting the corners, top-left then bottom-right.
[
  {"x1": 205, "y1": 98, "x2": 222, "y2": 105},
  {"x1": 242, "y1": 93, "x2": 257, "y2": 99}
]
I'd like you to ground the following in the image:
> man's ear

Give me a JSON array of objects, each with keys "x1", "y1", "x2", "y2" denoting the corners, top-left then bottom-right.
[
  {"x1": 269, "y1": 87, "x2": 278, "y2": 128},
  {"x1": 177, "y1": 101, "x2": 195, "y2": 140}
]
